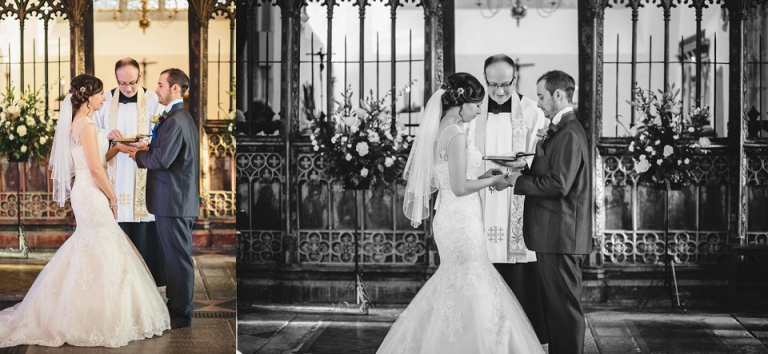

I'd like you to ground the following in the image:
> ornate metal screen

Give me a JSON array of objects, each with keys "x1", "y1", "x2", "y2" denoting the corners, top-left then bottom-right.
[
  {"x1": 237, "y1": 0, "x2": 437, "y2": 268},
  {"x1": 0, "y1": 0, "x2": 80, "y2": 221},
  {"x1": 594, "y1": 0, "x2": 767, "y2": 269}
]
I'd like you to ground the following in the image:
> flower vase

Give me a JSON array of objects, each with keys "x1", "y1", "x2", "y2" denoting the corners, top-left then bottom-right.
[{"x1": 7, "y1": 153, "x2": 30, "y2": 163}]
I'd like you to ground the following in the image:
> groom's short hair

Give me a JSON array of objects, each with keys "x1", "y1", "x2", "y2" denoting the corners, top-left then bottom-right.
[
  {"x1": 537, "y1": 70, "x2": 575, "y2": 103},
  {"x1": 161, "y1": 68, "x2": 190, "y2": 96}
]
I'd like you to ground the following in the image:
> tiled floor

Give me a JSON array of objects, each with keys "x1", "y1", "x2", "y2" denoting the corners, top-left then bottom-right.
[
  {"x1": 0, "y1": 249, "x2": 236, "y2": 354},
  {"x1": 238, "y1": 305, "x2": 768, "y2": 354}
]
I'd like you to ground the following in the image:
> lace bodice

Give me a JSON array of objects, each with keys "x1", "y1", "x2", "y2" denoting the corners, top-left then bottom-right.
[
  {"x1": 72, "y1": 118, "x2": 109, "y2": 174},
  {"x1": 431, "y1": 125, "x2": 486, "y2": 266},
  {"x1": 434, "y1": 125, "x2": 483, "y2": 208}
]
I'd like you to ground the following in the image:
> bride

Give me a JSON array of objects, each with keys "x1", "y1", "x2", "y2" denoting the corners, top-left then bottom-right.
[
  {"x1": 377, "y1": 73, "x2": 544, "y2": 353},
  {"x1": 0, "y1": 74, "x2": 170, "y2": 348}
]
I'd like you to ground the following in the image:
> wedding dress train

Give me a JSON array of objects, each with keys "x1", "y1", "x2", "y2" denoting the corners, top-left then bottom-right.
[{"x1": 0, "y1": 118, "x2": 170, "y2": 348}]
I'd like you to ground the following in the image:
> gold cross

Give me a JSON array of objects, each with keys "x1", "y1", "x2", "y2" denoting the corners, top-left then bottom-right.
[
  {"x1": 487, "y1": 226, "x2": 505, "y2": 243},
  {"x1": 118, "y1": 193, "x2": 132, "y2": 206}
]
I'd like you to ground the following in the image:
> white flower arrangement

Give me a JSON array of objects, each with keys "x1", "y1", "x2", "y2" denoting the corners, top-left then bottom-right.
[
  {"x1": 307, "y1": 85, "x2": 413, "y2": 190},
  {"x1": 625, "y1": 85, "x2": 710, "y2": 185},
  {"x1": 0, "y1": 85, "x2": 55, "y2": 162}
]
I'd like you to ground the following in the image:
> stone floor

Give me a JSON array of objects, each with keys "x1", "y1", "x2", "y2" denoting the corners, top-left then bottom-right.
[
  {"x1": 237, "y1": 304, "x2": 768, "y2": 354},
  {"x1": 0, "y1": 248, "x2": 236, "y2": 354}
]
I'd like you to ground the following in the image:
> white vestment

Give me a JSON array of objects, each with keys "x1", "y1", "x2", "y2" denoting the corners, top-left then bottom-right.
[
  {"x1": 467, "y1": 94, "x2": 549, "y2": 264},
  {"x1": 94, "y1": 89, "x2": 161, "y2": 223}
]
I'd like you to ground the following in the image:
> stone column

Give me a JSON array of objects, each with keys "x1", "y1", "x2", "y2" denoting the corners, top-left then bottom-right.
[
  {"x1": 60, "y1": 0, "x2": 92, "y2": 79},
  {"x1": 422, "y1": 0, "x2": 444, "y2": 101},
  {"x1": 188, "y1": 0, "x2": 218, "y2": 219},
  {"x1": 275, "y1": 0, "x2": 304, "y2": 251},
  {"x1": 579, "y1": 0, "x2": 611, "y2": 268},
  {"x1": 727, "y1": 1, "x2": 754, "y2": 250},
  {"x1": 84, "y1": 4, "x2": 94, "y2": 75}
]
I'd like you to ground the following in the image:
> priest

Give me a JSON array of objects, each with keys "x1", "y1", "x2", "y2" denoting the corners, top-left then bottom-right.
[
  {"x1": 467, "y1": 54, "x2": 550, "y2": 349},
  {"x1": 94, "y1": 57, "x2": 166, "y2": 287}
]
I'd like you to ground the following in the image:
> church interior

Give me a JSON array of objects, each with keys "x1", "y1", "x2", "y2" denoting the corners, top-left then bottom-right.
[
  {"x1": 0, "y1": 0, "x2": 766, "y2": 352},
  {"x1": 237, "y1": 0, "x2": 768, "y2": 353},
  {"x1": 0, "y1": 0, "x2": 236, "y2": 352}
]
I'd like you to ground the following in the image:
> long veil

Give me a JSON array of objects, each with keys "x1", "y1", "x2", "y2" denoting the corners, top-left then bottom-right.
[
  {"x1": 402, "y1": 89, "x2": 445, "y2": 227},
  {"x1": 49, "y1": 94, "x2": 74, "y2": 207}
]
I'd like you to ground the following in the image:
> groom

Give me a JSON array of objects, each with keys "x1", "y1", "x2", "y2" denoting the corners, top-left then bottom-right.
[
  {"x1": 131, "y1": 68, "x2": 200, "y2": 329},
  {"x1": 507, "y1": 70, "x2": 592, "y2": 354}
]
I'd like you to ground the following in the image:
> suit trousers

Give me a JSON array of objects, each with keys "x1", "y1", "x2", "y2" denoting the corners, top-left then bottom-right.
[
  {"x1": 493, "y1": 262, "x2": 549, "y2": 344},
  {"x1": 156, "y1": 216, "x2": 195, "y2": 325},
  {"x1": 537, "y1": 253, "x2": 586, "y2": 354}
]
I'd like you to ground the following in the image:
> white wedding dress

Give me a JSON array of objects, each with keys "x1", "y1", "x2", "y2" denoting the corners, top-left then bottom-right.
[
  {"x1": 377, "y1": 125, "x2": 544, "y2": 354},
  {"x1": 0, "y1": 118, "x2": 170, "y2": 348}
]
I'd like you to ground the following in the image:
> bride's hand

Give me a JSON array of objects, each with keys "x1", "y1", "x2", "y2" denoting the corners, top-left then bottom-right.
[
  {"x1": 479, "y1": 168, "x2": 504, "y2": 179},
  {"x1": 115, "y1": 144, "x2": 137, "y2": 155},
  {"x1": 492, "y1": 174, "x2": 511, "y2": 191},
  {"x1": 109, "y1": 199, "x2": 118, "y2": 219}
]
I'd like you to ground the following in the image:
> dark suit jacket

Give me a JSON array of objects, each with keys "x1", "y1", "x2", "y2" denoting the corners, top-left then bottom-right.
[
  {"x1": 135, "y1": 104, "x2": 200, "y2": 218},
  {"x1": 513, "y1": 111, "x2": 592, "y2": 255}
]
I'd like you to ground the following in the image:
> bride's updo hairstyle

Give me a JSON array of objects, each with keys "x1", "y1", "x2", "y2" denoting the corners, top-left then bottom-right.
[
  {"x1": 440, "y1": 72, "x2": 485, "y2": 118},
  {"x1": 68, "y1": 74, "x2": 103, "y2": 119}
]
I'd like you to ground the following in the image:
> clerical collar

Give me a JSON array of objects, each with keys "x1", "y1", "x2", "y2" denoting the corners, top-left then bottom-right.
[
  {"x1": 551, "y1": 106, "x2": 574, "y2": 125},
  {"x1": 110, "y1": 87, "x2": 147, "y2": 104},
  {"x1": 487, "y1": 93, "x2": 523, "y2": 114}
]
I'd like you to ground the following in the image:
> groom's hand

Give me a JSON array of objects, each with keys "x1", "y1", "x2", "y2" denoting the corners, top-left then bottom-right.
[
  {"x1": 506, "y1": 172, "x2": 521, "y2": 187},
  {"x1": 129, "y1": 145, "x2": 149, "y2": 161}
]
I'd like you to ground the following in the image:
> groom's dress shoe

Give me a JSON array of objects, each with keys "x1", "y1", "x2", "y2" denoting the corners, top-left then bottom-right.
[{"x1": 171, "y1": 319, "x2": 191, "y2": 330}]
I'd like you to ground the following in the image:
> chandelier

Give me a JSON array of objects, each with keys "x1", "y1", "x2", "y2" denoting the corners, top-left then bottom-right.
[
  {"x1": 475, "y1": 0, "x2": 562, "y2": 27},
  {"x1": 95, "y1": 0, "x2": 187, "y2": 34}
]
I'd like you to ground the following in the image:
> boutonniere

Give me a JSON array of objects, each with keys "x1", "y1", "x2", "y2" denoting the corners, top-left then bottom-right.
[
  {"x1": 538, "y1": 125, "x2": 557, "y2": 145},
  {"x1": 151, "y1": 112, "x2": 168, "y2": 139},
  {"x1": 151, "y1": 113, "x2": 162, "y2": 125}
]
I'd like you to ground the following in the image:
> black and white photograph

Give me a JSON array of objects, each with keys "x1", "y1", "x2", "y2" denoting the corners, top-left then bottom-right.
[{"x1": 236, "y1": 1, "x2": 768, "y2": 354}]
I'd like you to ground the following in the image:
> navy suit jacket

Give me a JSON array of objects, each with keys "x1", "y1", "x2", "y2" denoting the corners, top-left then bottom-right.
[
  {"x1": 135, "y1": 104, "x2": 200, "y2": 218},
  {"x1": 513, "y1": 111, "x2": 592, "y2": 254}
]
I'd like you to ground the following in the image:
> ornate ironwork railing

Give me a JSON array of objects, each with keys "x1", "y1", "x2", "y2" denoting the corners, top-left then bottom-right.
[
  {"x1": 597, "y1": 139, "x2": 768, "y2": 267},
  {"x1": 237, "y1": 139, "x2": 429, "y2": 266}
]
